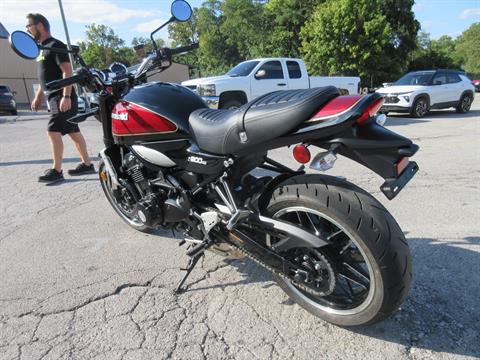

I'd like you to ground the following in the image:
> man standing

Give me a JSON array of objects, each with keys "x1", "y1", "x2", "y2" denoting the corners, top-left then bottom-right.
[{"x1": 26, "y1": 13, "x2": 94, "y2": 184}]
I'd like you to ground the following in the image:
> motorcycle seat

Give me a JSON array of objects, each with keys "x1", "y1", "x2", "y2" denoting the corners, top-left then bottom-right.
[{"x1": 188, "y1": 86, "x2": 340, "y2": 155}]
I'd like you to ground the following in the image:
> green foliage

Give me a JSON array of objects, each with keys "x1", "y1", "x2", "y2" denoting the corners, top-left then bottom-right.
[
  {"x1": 168, "y1": 8, "x2": 200, "y2": 77},
  {"x1": 261, "y1": 0, "x2": 322, "y2": 58},
  {"x1": 300, "y1": 0, "x2": 395, "y2": 85},
  {"x1": 79, "y1": 24, "x2": 136, "y2": 68},
  {"x1": 455, "y1": 22, "x2": 480, "y2": 73},
  {"x1": 409, "y1": 32, "x2": 462, "y2": 71}
]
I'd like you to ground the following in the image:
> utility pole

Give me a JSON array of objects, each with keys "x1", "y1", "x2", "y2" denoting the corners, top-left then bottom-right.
[
  {"x1": 57, "y1": 0, "x2": 74, "y2": 66},
  {"x1": 57, "y1": 0, "x2": 87, "y2": 107}
]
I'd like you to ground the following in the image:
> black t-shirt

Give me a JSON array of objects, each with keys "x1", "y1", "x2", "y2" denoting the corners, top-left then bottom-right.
[{"x1": 37, "y1": 37, "x2": 73, "y2": 97}]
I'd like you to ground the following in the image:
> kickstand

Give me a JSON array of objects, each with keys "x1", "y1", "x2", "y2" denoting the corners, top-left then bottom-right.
[{"x1": 174, "y1": 252, "x2": 204, "y2": 294}]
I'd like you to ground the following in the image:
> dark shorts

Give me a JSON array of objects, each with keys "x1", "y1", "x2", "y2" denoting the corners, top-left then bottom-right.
[{"x1": 47, "y1": 93, "x2": 79, "y2": 135}]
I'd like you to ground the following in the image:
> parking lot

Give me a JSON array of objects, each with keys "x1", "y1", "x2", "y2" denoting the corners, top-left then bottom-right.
[{"x1": 0, "y1": 99, "x2": 479, "y2": 360}]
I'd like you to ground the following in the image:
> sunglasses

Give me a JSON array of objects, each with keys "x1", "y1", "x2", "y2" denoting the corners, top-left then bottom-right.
[{"x1": 26, "y1": 23, "x2": 36, "y2": 29}]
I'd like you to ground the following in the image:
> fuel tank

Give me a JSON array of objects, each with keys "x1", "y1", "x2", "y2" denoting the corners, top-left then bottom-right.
[{"x1": 112, "y1": 82, "x2": 207, "y2": 145}]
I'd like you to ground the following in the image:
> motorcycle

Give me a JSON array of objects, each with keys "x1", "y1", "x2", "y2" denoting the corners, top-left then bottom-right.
[{"x1": 9, "y1": 0, "x2": 419, "y2": 326}]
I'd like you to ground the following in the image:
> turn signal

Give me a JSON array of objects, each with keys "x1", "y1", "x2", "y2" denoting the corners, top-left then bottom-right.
[
  {"x1": 357, "y1": 98, "x2": 384, "y2": 124},
  {"x1": 293, "y1": 144, "x2": 311, "y2": 164}
]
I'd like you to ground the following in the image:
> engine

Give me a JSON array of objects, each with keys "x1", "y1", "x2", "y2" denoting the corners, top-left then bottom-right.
[{"x1": 121, "y1": 152, "x2": 192, "y2": 230}]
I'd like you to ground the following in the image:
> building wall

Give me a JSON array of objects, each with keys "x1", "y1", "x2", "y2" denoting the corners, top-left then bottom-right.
[{"x1": 0, "y1": 38, "x2": 39, "y2": 104}]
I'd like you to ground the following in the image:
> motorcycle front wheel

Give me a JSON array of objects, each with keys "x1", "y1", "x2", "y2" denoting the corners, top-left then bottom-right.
[
  {"x1": 266, "y1": 174, "x2": 412, "y2": 326},
  {"x1": 98, "y1": 162, "x2": 151, "y2": 233}
]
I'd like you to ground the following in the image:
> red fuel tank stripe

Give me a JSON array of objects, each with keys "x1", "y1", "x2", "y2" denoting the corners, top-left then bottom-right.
[
  {"x1": 310, "y1": 95, "x2": 363, "y2": 120},
  {"x1": 112, "y1": 101, "x2": 177, "y2": 136}
]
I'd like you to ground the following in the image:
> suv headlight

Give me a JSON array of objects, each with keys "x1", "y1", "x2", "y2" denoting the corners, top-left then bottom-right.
[
  {"x1": 198, "y1": 84, "x2": 216, "y2": 97},
  {"x1": 11, "y1": 99, "x2": 16, "y2": 106}
]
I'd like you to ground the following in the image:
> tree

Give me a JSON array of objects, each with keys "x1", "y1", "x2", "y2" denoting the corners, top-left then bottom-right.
[
  {"x1": 380, "y1": 0, "x2": 420, "y2": 77},
  {"x1": 168, "y1": 8, "x2": 200, "y2": 76},
  {"x1": 261, "y1": 0, "x2": 321, "y2": 58},
  {"x1": 455, "y1": 22, "x2": 480, "y2": 74},
  {"x1": 409, "y1": 32, "x2": 462, "y2": 71},
  {"x1": 300, "y1": 0, "x2": 394, "y2": 85},
  {"x1": 220, "y1": 0, "x2": 264, "y2": 59},
  {"x1": 78, "y1": 24, "x2": 136, "y2": 69}
]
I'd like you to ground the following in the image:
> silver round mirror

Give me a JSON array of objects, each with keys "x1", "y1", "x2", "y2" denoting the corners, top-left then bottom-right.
[
  {"x1": 171, "y1": 0, "x2": 192, "y2": 22},
  {"x1": 9, "y1": 31, "x2": 40, "y2": 60}
]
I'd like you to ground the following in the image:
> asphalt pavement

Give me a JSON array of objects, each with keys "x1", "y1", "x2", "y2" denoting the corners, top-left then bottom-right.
[{"x1": 0, "y1": 99, "x2": 479, "y2": 359}]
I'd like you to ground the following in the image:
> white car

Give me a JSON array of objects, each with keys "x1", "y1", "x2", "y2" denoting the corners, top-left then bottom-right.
[
  {"x1": 182, "y1": 58, "x2": 360, "y2": 109},
  {"x1": 376, "y1": 70, "x2": 475, "y2": 118}
]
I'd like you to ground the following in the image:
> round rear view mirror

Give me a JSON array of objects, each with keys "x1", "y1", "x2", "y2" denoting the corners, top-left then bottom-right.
[
  {"x1": 171, "y1": 0, "x2": 193, "y2": 22},
  {"x1": 9, "y1": 31, "x2": 40, "y2": 60}
]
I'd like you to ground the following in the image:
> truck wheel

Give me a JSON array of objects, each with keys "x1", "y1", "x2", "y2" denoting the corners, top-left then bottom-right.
[
  {"x1": 11, "y1": 109, "x2": 18, "y2": 115},
  {"x1": 221, "y1": 99, "x2": 243, "y2": 110},
  {"x1": 410, "y1": 97, "x2": 428, "y2": 118}
]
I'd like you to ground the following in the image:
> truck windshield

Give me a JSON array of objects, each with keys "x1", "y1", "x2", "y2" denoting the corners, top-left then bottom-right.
[
  {"x1": 394, "y1": 72, "x2": 434, "y2": 86},
  {"x1": 227, "y1": 61, "x2": 260, "y2": 77}
]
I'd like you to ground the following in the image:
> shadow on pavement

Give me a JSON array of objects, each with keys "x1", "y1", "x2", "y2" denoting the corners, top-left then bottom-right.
[
  {"x1": 352, "y1": 236, "x2": 480, "y2": 358},
  {"x1": 0, "y1": 156, "x2": 100, "y2": 167},
  {"x1": 182, "y1": 235, "x2": 480, "y2": 357}
]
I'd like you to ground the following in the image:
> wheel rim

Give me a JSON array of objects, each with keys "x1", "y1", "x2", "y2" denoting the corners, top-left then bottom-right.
[
  {"x1": 415, "y1": 100, "x2": 427, "y2": 116},
  {"x1": 461, "y1": 96, "x2": 471, "y2": 112},
  {"x1": 271, "y1": 206, "x2": 376, "y2": 315},
  {"x1": 100, "y1": 167, "x2": 144, "y2": 228}
]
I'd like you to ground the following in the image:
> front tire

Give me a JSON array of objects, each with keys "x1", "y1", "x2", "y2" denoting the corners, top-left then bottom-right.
[
  {"x1": 99, "y1": 162, "x2": 152, "y2": 233},
  {"x1": 220, "y1": 99, "x2": 243, "y2": 110},
  {"x1": 410, "y1": 97, "x2": 428, "y2": 118},
  {"x1": 266, "y1": 175, "x2": 412, "y2": 326}
]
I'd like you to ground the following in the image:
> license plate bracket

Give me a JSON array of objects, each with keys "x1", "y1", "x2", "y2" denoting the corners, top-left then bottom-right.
[{"x1": 380, "y1": 161, "x2": 419, "y2": 200}]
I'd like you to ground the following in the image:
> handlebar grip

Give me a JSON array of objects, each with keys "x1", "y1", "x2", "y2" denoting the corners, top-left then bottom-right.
[
  {"x1": 45, "y1": 74, "x2": 82, "y2": 91},
  {"x1": 169, "y1": 43, "x2": 199, "y2": 55}
]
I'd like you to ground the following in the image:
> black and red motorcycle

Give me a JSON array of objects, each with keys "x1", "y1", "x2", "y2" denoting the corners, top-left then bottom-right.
[{"x1": 10, "y1": 0, "x2": 419, "y2": 326}]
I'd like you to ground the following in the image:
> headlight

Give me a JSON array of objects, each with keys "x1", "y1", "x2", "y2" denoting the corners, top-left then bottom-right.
[
  {"x1": 198, "y1": 84, "x2": 216, "y2": 97},
  {"x1": 10, "y1": 99, "x2": 16, "y2": 106}
]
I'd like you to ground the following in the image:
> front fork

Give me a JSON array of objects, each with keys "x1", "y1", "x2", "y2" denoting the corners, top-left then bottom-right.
[{"x1": 97, "y1": 92, "x2": 116, "y2": 147}]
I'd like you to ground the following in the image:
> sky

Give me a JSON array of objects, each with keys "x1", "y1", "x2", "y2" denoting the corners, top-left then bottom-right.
[{"x1": 0, "y1": 0, "x2": 479, "y2": 47}]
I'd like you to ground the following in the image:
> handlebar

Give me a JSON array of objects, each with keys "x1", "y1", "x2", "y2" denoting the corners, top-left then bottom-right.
[
  {"x1": 45, "y1": 73, "x2": 83, "y2": 91},
  {"x1": 168, "y1": 43, "x2": 199, "y2": 56},
  {"x1": 45, "y1": 43, "x2": 199, "y2": 93}
]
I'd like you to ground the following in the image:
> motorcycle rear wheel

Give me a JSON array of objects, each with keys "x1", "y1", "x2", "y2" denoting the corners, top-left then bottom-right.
[{"x1": 266, "y1": 174, "x2": 412, "y2": 326}]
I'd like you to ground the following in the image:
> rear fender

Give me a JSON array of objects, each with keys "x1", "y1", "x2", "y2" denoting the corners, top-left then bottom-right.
[{"x1": 312, "y1": 120, "x2": 419, "y2": 199}]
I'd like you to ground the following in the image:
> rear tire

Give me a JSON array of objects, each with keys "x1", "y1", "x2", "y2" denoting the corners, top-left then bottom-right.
[
  {"x1": 99, "y1": 162, "x2": 152, "y2": 233},
  {"x1": 266, "y1": 174, "x2": 412, "y2": 326}
]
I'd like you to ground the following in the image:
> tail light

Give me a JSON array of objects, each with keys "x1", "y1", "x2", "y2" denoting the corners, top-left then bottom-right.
[
  {"x1": 356, "y1": 98, "x2": 384, "y2": 124},
  {"x1": 293, "y1": 144, "x2": 311, "y2": 164}
]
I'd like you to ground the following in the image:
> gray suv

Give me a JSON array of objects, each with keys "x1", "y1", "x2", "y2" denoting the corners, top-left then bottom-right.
[{"x1": 0, "y1": 85, "x2": 17, "y2": 115}]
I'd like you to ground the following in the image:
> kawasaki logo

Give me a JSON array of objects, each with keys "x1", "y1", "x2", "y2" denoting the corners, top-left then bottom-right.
[
  {"x1": 112, "y1": 112, "x2": 128, "y2": 121},
  {"x1": 188, "y1": 156, "x2": 207, "y2": 165}
]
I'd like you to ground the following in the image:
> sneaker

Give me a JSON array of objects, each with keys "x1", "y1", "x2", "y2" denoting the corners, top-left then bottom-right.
[
  {"x1": 68, "y1": 163, "x2": 95, "y2": 176},
  {"x1": 38, "y1": 169, "x2": 64, "y2": 183}
]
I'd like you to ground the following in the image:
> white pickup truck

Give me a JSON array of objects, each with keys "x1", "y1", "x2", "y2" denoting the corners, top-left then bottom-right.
[{"x1": 182, "y1": 58, "x2": 360, "y2": 109}]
